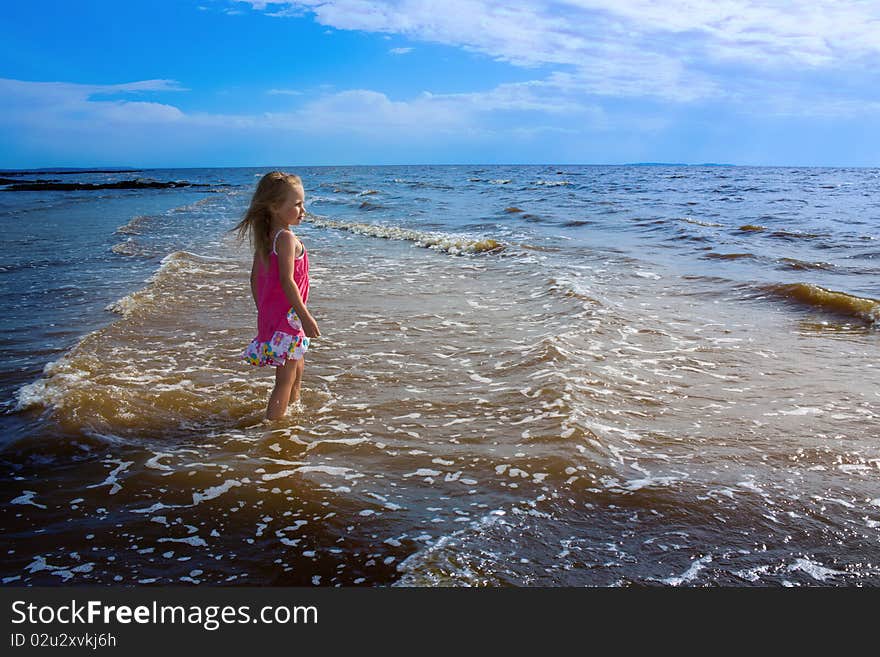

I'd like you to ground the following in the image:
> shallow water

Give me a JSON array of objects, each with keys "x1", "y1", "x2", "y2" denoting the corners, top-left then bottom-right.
[{"x1": 1, "y1": 166, "x2": 878, "y2": 586}]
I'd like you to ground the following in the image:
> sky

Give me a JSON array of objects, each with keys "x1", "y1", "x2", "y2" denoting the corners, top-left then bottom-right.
[{"x1": 2, "y1": 0, "x2": 880, "y2": 167}]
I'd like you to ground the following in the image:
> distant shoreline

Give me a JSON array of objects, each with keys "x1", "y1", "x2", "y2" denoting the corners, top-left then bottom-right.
[
  {"x1": 0, "y1": 168, "x2": 142, "y2": 175},
  {"x1": 0, "y1": 177, "x2": 227, "y2": 192}
]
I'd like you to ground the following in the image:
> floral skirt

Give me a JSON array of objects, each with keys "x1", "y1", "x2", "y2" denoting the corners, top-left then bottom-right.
[
  {"x1": 242, "y1": 309, "x2": 310, "y2": 367},
  {"x1": 242, "y1": 330, "x2": 310, "y2": 367}
]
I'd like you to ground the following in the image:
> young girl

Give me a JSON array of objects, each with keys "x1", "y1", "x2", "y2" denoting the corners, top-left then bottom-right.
[{"x1": 232, "y1": 171, "x2": 320, "y2": 420}]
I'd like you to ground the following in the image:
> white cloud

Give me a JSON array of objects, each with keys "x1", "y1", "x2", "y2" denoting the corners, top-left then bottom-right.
[
  {"x1": 0, "y1": 75, "x2": 598, "y2": 141},
  {"x1": 389, "y1": 47, "x2": 413, "y2": 55},
  {"x1": 279, "y1": 81, "x2": 601, "y2": 135},
  {"x1": 267, "y1": 88, "x2": 304, "y2": 95},
  {"x1": 562, "y1": 0, "x2": 880, "y2": 67},
  {"x1": 232, "y1": 0, "x2": 880, "y2": 104},
  {"x1": 237, "y1": 1, "x2": 880, "y2": 66},
  {"x1": 1, "y1": 75, "x2": 608, "y2": 165},
  {"x1": 92, "y1": 101, "x2": 185, "y2": 123},
  {"x1": 0, "y1": 78, "x2": 185, "y2": 100},
  {"x1": 0, "y1": 78, "x2": 187, "y2": 124},
  {"x1": 419, "y1": 78, "x2": 594, "y2": 115}
]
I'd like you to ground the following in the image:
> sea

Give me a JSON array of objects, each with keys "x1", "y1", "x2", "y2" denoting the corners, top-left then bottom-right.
[{"x1": 1, "y1": 165, "x2": 878, "y2": 586}]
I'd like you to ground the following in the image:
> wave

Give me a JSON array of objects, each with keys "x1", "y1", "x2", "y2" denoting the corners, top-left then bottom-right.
[
  {"x1": 703, "y1": 252, "x2": 756, "y2": 261},
  {"x1": 767, "y1": 229, "x2": 824, "y2": 240},
  {"x1": 546, "y1": 277, "x2": 602, "y2": 304},
  {"x1": 534, "y1": 180, "x2": 571, "y2": 187},
  {"x1": 738, "y1": 223, "x2": 824, "y2": 240},
  {"x1": 679, "y1": 217, "x2": 723, "y2": 227},
  {"x1": 760, "y1": 283, "x2": 880, "y2": 325},
  {"x1": 105, "y1": 251, "x2": 239, "y2": 317},
  {"x1": 308, "y1": 195, "x2": 349, "y2": 206},
  {"x1": 390, "y1": 178, "x2": 454, "y2": 190},
  {"x1": 305, "y1": 214, "x2": 504, "y2": 255},
  {"x1": 777, "y1": 258, "x2": 834, "y2": 271},
  {"x1": 393, "y1": 511, "x2": 512, "y2": 586},
  {"x1": 170, "y1": 195, "x2": 219, "y2": 214},
  {"x1": 115, "y1": 214, "x2": 152, "y2": 235},
  {"x1": 115, "y1": 196, "x2": 215, "y2": 236},
  {"x1": 110, "y1": 239, "x2": 152, "y2": 257},
  {"x1": 14, "y1": 249, "x2": 253, "y2": 434}
]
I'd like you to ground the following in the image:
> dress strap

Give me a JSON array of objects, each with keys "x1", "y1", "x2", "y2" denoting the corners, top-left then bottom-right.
[
  {"x1": 271, "y1": 228, "x2": 288, "y2": 255},
  {"x1": 273, "y1": 228, "x2": 306, "y2": 258}
]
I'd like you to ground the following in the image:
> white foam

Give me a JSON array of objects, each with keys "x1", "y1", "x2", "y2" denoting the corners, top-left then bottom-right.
[
  {"x1": 307, "y1": 214, "x2": 502, "y2": 255},
  {"x1": 837, "y1": 464, "x2": 870, "y2": 474},
  {"x1": 620, "y1": 475, "x2": 679, "y2": 492},
  {"x1": 788, "y1": 558, "x2": 844, "y2": 582},
  {"x1": 145, "y1": 453, "x2": 174, "y2": 471},
  {"x1": 158, "y1": 536, "x2": 208, "y2": 547},
  {"x1": 24, "y1": 556, "x2": 95, "y2": 582},
  {"x1": 736, "y1": 479, "x2": 764, "y2": 493},
  {"x1": 779, "y1": 407, "x2": 823, "y2": 416},
  {"x1": 662, "y1": 555, "x2": 712, "y2": 586},
  {"x1": 131, "y1": 501, "x2": 179, "y2": 514},
  {"x1": 192, "y1": 479, "x2": 242, "y2": 506},
  {"x1": 11, "y1": 490, "x2": 47, "y2": 509},
  {"x1": 262, "y1": 469, "x2": 300, "y2": 481},
  {"x1": 304, "y1": 437, "x2": 370, "y2": 450},
  {"x1": 733, "y1": 565, "x2": 770, "y2": 583},
  {"x1": 262, "y1": 465, "x2": 360, "y2": 481},
  {"x1": 403, "y1": 469, "x2": 442, "y2": 478},
  {"x1": 86, "y1": 460, "x2": 133, "y2": 495}
]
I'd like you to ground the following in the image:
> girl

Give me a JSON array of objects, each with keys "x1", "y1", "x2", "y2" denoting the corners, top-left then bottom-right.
[{"x1": 232, "y1": 171, "x2": 320, "y2": 420}]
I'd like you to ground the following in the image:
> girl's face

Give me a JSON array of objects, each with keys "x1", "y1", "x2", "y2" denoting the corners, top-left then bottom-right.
[{"x1": 274, "y1": 185, "x2": 305, "y2": 225}]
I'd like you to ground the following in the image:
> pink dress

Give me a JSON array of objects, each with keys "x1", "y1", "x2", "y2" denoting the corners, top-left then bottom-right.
[{"x1": 241, "y1": 228, "x2": 311, "y2": 367}]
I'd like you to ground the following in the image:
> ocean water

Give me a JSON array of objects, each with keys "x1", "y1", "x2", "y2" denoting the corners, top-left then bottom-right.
[{"x1": 1, "y1": 165, "x2": 878, "y2": 586}]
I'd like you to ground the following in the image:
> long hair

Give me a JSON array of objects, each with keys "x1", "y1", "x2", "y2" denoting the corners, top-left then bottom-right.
[{"x1": 230, "y1": 171, "x2": 303, "y2": 266}]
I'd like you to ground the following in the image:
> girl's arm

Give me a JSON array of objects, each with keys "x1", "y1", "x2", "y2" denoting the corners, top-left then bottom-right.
[
  {"x1": 250, "y1": 254, "x2": 258, "y2": 309},
  {"x1": 276, "y1": 232, "x2": 321, "y2": 338}
]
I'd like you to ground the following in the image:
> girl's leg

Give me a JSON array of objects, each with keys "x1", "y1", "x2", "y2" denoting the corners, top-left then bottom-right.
[
  {"x1": 291, "y1": 355, "x2": 305, "y2": 403},
  {"x1": 266, "y1": 358, "x2": 297, "y2": 420}
]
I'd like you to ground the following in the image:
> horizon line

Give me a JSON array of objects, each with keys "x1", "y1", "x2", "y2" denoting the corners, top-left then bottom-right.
[{"x1": 3, "y1": 162, "x2": 878, "y2": 172}]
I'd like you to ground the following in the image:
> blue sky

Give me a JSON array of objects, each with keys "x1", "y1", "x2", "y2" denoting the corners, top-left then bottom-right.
[{"x1": 2, "y1": 0, "x2": 879, "y2": 167}]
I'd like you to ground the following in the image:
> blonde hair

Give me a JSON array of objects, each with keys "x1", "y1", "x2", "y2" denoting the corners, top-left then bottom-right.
[{"x1": 231, "y1": 171, "x2": 303, "y2": 265}]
